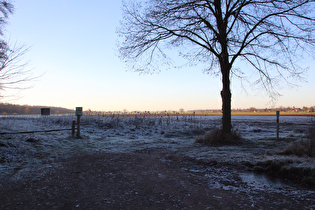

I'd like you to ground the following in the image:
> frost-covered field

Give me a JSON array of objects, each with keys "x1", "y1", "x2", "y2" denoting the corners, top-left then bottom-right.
[
  {"x1": 0, "y1": 114, "x2": 314, "y2": 202},
  {"x1": 0, "y1": 115, "x2": 314, "y2": 171}
]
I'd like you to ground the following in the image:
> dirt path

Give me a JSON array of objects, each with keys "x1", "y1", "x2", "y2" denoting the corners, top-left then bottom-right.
[{"x1": 0, "y1": 150, "x2": 313, "y2": 209}]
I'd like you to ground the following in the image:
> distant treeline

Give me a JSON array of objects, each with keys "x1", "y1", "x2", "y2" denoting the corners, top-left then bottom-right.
[
  {"x1": 1, "y1": 103, "x2": 314, "y2": 116},
  {"x1": 83, "y1": 106, "x2": 315, "y2": 117},
  {"x1": 0, "y1": 103, "x2": 74, "y2": 115},
  {"x1": 231, "y1": 106, "x2": 315, "y2": 113}
]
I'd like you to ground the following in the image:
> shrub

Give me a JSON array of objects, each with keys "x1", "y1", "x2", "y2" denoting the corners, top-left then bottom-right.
[
  {"x1": 195, "y1": 129, "x2": 241, "y2": 146},
  {"x1": 279, "y1": 127, "x2": 315, "y2": 157}
]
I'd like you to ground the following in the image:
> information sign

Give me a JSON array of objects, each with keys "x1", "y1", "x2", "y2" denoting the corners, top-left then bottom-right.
[{"x1": 75, "y1": 107, "x2": 83, "y2": 116}]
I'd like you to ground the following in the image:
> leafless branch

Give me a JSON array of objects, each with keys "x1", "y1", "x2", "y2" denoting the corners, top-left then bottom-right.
[{"x1": 0, "y1": 42, "x2": 37, "y2": 99}]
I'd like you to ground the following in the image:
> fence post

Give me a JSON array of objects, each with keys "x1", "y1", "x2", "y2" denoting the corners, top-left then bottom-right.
[{"x1": 276, "y1": 111, "x2": 280, "y2": 140}]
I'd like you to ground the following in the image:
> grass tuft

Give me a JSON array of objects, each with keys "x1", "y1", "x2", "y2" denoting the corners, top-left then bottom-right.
[{"x1": 195, "y1": 129, "x2": 241, "y2": 146}]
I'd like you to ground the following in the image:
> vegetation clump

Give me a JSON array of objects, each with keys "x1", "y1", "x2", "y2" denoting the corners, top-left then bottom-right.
[
  {"x1": 279, "y1": 128, "x2": 315, "y2": 157},
  {"x1": 252, "y1": 128, "x2": 315, "y2": 188},
  {"x1": 253, "y1": 160, "x2": 315, "y2": 188},
  {"x1": 195, "y1": 129, "x2": 241, "y2": 146}
]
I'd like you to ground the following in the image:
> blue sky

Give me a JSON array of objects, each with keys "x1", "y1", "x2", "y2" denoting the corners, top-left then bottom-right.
[{"x1": 3, "y1": 0, "x2": 315, "y2": 111}]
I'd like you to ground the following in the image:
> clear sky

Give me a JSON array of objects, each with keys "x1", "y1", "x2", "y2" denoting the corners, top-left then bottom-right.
[{"x1": 3, "y1": 0, "x2": 315, "y2": 112}]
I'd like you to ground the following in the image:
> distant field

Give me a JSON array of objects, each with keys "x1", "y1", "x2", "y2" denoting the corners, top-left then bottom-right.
[
  {"x1": 230, "y1": 112, "x2": 315, "y2": 116},
  {"x1": 164, "y1": 111, "x2": 315, "y2": 116},
  {"x1": 93, "y1": 111, "x2": 315, "y2": 117},
  {"x1": 1, "y1": 111, "x2": 314, "y2": 117}
]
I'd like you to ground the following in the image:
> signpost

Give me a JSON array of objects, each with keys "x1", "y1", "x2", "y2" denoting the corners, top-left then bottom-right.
[
  {"x1": 75, "y1": 107, "x2": 83, "y2": 138},
  {"x1": 72, "y1": 120, "x2": 76, "y2": 138},
  {"x1": 276, "y1": 111, "x2": 280, "y2": 140}
]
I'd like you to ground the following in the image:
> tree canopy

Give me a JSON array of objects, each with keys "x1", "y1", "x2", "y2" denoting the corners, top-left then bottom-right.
[{"x1": 118, "y1": 0, "x2": 315, "y2": 136}]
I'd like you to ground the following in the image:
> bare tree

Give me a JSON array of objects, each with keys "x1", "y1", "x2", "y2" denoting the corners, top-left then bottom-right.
[
  {"x1": 118, "y1": 0, "x2": 315, "y2": 137},
  {"x1": 0, "y1": 1, "x2": 34, "y2": 99},
  {"x1": 0, "y1": 43, "x2": 33, "y2": 98}
]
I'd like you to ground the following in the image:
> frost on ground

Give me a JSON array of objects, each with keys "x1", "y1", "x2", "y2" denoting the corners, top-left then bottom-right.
[{"x1": 0, "y1": 115, "x2": 314, "y2": 208}]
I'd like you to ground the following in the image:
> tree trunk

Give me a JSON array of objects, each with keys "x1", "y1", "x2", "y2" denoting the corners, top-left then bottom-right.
[
  {"x1": 220, "y1": 62, "x2": 232, "y2": 134},
  {"x1": 215, "y1": 0, "x2": 232, "y2": 135}
]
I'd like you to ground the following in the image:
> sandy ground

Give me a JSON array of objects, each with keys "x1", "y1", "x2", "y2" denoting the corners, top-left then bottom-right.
[{"x1": 0, "y1": 115, "x2": 314, "y2": 209}]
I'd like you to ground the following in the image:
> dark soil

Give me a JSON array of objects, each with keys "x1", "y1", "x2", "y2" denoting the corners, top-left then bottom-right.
[{"x1": 0, "y1": 151, "x2": 314, "y2": 209}]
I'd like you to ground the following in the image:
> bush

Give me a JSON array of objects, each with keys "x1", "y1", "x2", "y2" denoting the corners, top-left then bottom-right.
[
  {"x1": 279, "y1": 127, "x2": 315, "y2": 157},
  {"x1": 195, "y1": 129, "x2": 241, "y2": 146}
]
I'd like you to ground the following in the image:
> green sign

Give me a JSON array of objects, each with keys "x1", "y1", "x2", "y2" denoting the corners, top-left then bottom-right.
[{"x1": 75, "y1": 107, "x2": 83, "y2": 116}]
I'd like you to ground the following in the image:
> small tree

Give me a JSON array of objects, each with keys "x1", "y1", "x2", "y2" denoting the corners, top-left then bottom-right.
[{"x1": 118, "y1": 0, "x2": 315, "y2": 138}]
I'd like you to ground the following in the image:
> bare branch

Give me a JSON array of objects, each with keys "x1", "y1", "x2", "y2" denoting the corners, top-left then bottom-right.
[{"x1": 0, "y1": 43, "x2": 37, "y2": 98}]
